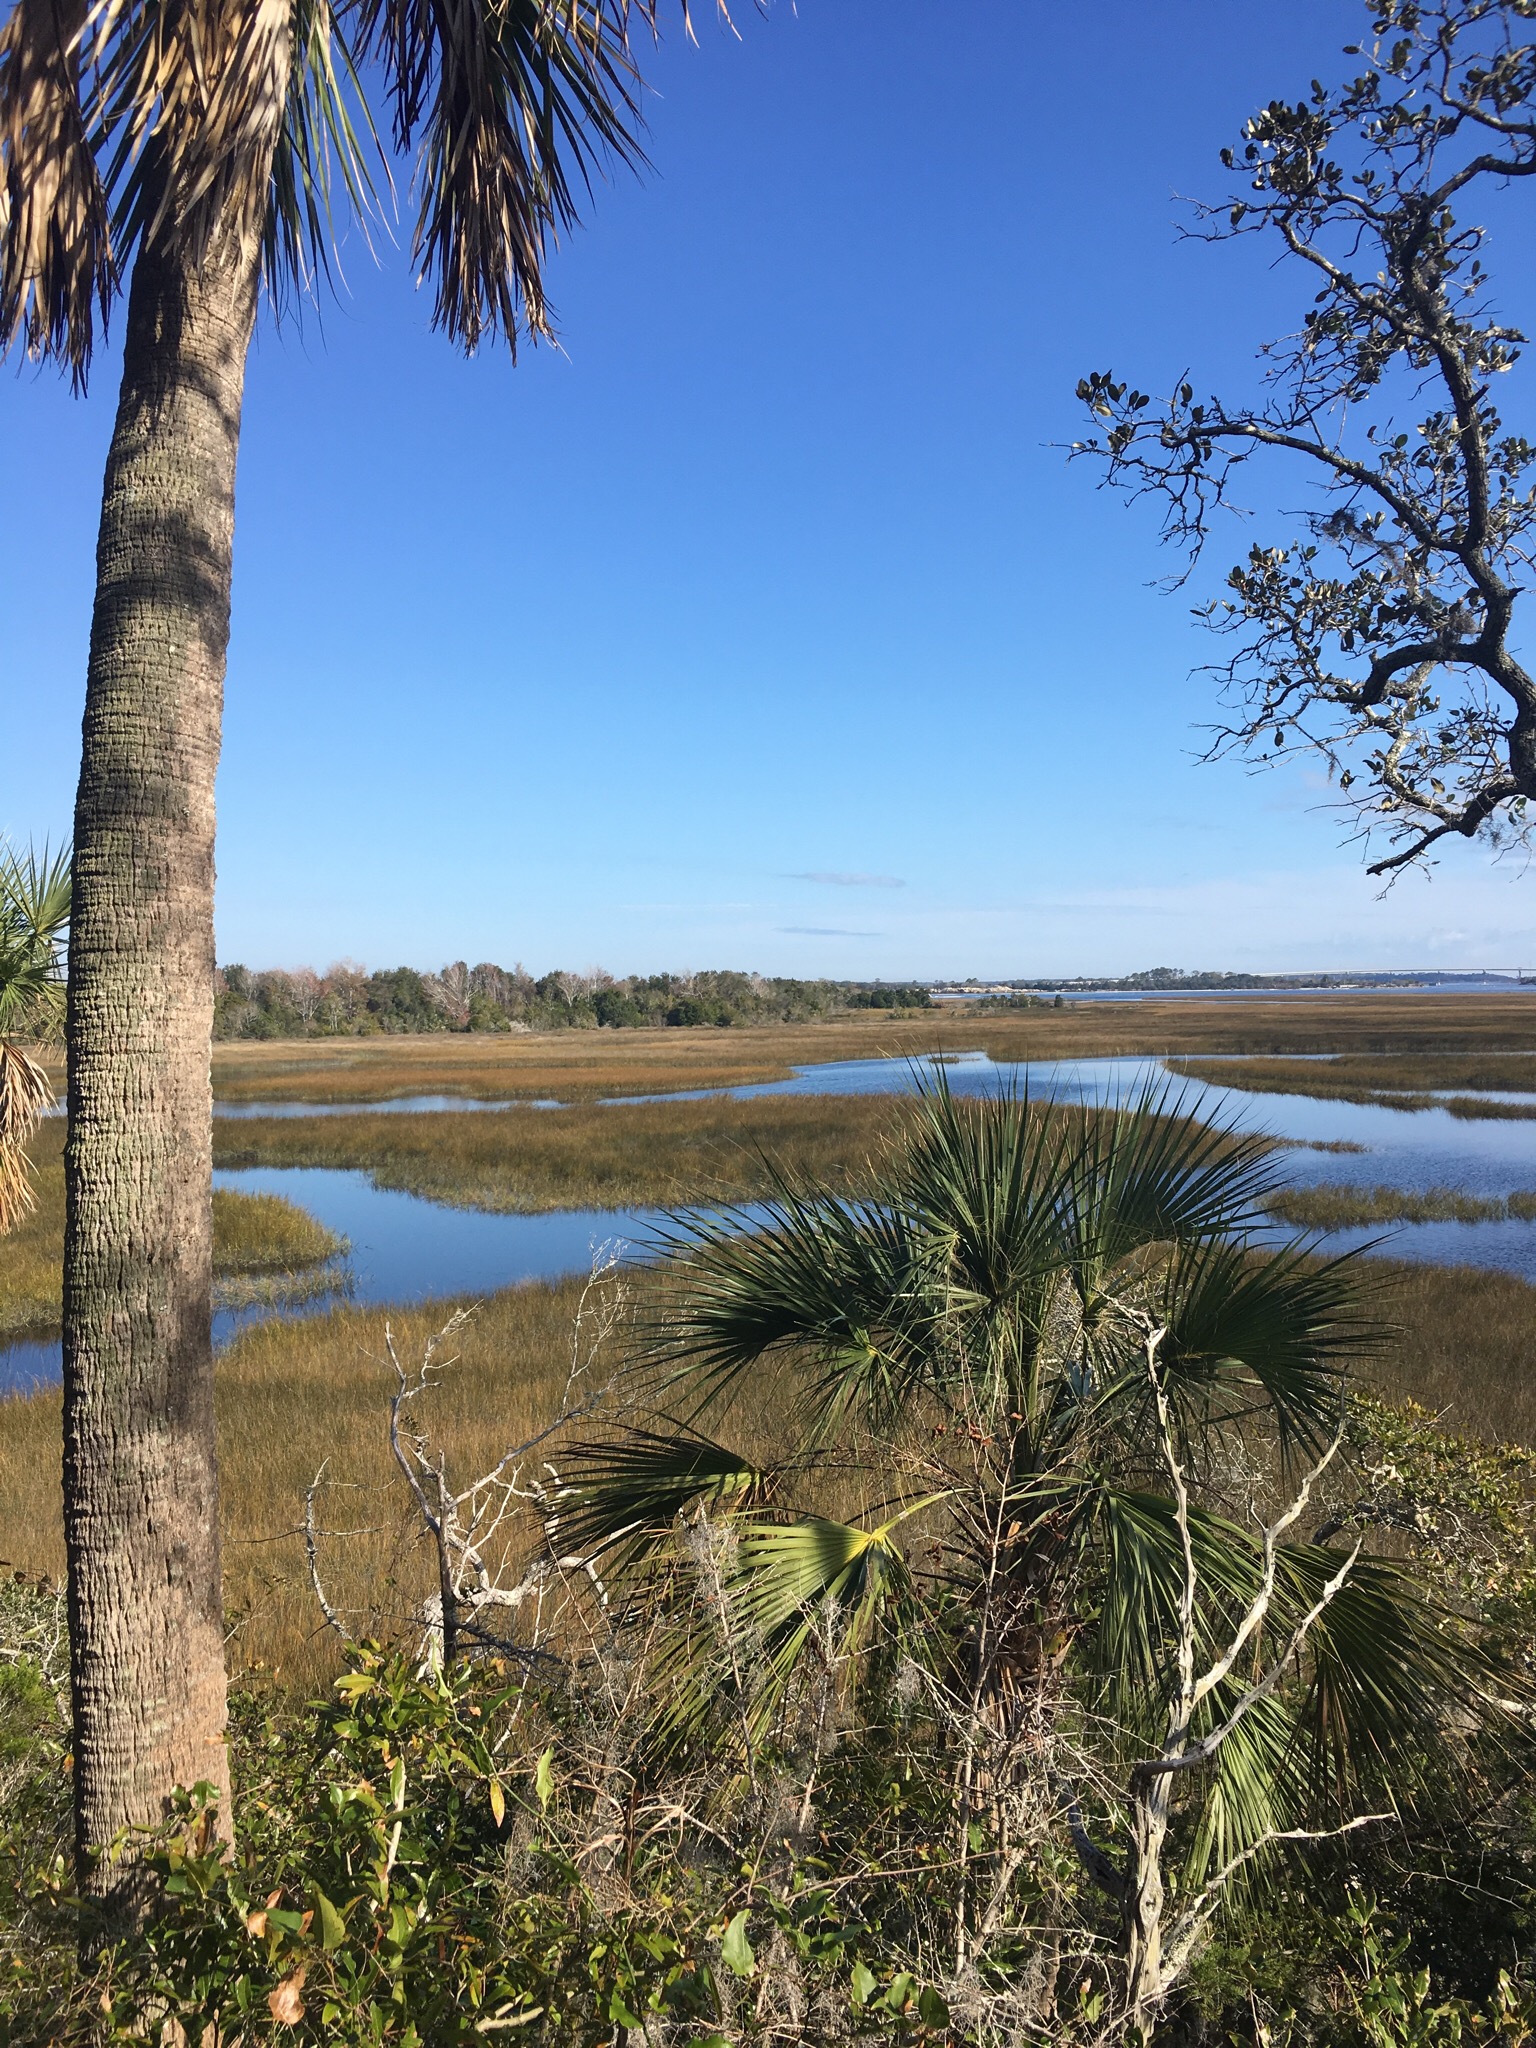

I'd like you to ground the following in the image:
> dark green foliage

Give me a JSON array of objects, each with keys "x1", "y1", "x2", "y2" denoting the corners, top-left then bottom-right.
[
  {"x1": 0, "y1": 1647, "x2": 943, "y2": 2045},
  {"x1": 847, "y1": 986, "x2": 934, "y2": 1011},
  {"x1": 213, "y1": 962, "x2": 938, "y2": 1040}
]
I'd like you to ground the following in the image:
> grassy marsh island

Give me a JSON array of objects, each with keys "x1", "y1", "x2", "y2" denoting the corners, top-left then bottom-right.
[
  {"x1": 0, "y1": 1122, "x2": 343, "y2": 1340},
  {"x1": 1264, "y1": 1183, "x2": 1536, "y2": 1230},
  {"x1": 1170, "y1": 1049, "x2": 1536, "y2": 1114},
  {"x1": 212, "y1": 1092, "x2": 909, "y2": 1210}
]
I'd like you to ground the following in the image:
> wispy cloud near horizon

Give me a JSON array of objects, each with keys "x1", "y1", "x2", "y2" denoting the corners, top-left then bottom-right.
[
  {"x1": 779, "y1": 925, "x2": 883, "y2": 938},
  {"x1": 788, "y1": 871, "x2": 905, "y2": 889}
]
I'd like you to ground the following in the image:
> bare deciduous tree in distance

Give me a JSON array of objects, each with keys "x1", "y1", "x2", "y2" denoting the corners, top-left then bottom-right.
[
  {"x1": 0, "y1": 0, "x2": 712, "y2": 1895},
  {"x1": 1073, "y1": 0, "x2": 1536, "y2": 877}
]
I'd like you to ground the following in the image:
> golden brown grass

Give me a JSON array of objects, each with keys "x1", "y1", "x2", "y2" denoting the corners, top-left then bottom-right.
[
  {"x1": 214, "y1": 1093, "x2": 908, "y2": 1212},
  {"x1": 204, "y1": 996, "x2": 1536, "y2": 1106},
  {"x1": 0, "y1": 1122, "x2": 341, "y2": 1337},
  {"x1": 1265, "y1": 1185, "x2": 1536, "y2": 1229},
  {"x1": 0, "y1": 1282, "x2": 595, "y2": 1691},
  {"x1": 2, "y1": 1248, "x2": 1533, "y2": 1690},
  {"x1": 0, "y1": 1275, "x2": 819, "y2": 1693},
  {"x1": 1171, "y1": 1051, "x2": 1536, "y2": 1112},
  {"x1": 1366, "y1": 1260, "x2": 1536, "y2": 1446}
]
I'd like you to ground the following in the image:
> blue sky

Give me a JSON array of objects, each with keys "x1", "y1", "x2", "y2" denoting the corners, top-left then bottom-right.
[{"x1": 7, "y1": 0, "x2": 1536, "y2": 979}]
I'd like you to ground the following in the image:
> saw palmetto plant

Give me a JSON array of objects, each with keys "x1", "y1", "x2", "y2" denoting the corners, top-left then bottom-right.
[
  {"x1": 563, "y1": 1079, "x2": 1502, "y2": 2004},
  {"x1": 0, "y1": 840, "x2": 69, "y2": 1232}
]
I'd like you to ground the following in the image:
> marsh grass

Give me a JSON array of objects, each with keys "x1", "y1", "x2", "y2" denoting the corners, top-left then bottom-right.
[
  {"x1": 2, "y1": 1245, "x2": 1532, "y2": 1690},
  {"x1": 213, "y1": 1093, "x2": 909, "y2": 1211},
  {"x1": 1367, "y1": 1260, "x2": 1536, "y2": 1445},
  {"x1": 1264, "y1": 1184, "x2": 1536, "y2": 1229},
  {"x1": 210, "y1": 1190, "x2": 344, "y2": 1272},
  {"x1": 0, "y1": 1273, "x2": 834, "y2": 1693},
  {"x1": 1171, "y1": 1052, "x2": 1536, "y2": 1115},
  {"x1": 0, "y1": 1123, "x2": 342, "y2": 1338},
  {"x1": 204, "y1": 996, "x2": 1536, "y2": 1107}
]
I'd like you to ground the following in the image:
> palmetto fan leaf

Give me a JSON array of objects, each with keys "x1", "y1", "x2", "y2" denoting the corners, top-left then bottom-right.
[
  {"x1": 643, "y1": 1502, "x2": 930, "y2": 1755},
  {"x1": 1144, "y1": 1235, "x2": 1379, "y2": 1456},
  {"x1": 557, "y1": 1425, "x2": 767, "y2": 1570},
  {"x1": 1054, "y1": 1079, "x2": 1278, "y2": 1272},
  {"x1": 0, "y1": 839, "x2": 69, "y2": 1230},
  {"x1": 1094, "y1": 1488, "x2": 1501, "y2": 1830},
  {"x1": 640, "y1": 1192, "x2": 951, "y2": 1433}
]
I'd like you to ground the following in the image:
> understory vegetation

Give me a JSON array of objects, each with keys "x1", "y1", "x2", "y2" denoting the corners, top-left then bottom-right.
[{"x1": 5, "y1": 1086, "x2": 1536, "y2": 2043}]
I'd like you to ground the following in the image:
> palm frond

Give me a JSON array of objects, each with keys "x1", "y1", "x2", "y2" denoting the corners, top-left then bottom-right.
[
  {"x1": 1150, "y1": 1235, "x2": 1377, "y2": 1457},
  {"x1": 261, "y1": 0, "x2": 377, "y2": 310},
  {"x1": 103, "y1": 0, "x2": 297, "y2": 280},
  {"x1": 0, "y1": 0, "x2": 113, "y2": 375},
  {"x1": 1059, "y1": 1079, "x2": 1279, "y2": 1275},
  {"x1": 0, "y1": 1038, "x2": 53, "y2": 1230},
  {"x1": 354, "y1": 0, "x2": 645, "y2": 352},
  {"x1": 640, "y1": 1195, "x2": 949, "y2": 1433},
  {"x1": 1094, "y1": 1487, "x2": 1501, "y2": 1826},
  {"x1": 896, "y1": 1072, "x2": 1075, "y2": 1309},
  {"x1": 556, "y1": 1424, "x2": 767, "y2": 1570},
  {"x1": 646, "y1": 1501, "x2": 930, "y2": 1756},
  {"x1": 0, "y1": 838, "x2": 70, "y2": 1041}
]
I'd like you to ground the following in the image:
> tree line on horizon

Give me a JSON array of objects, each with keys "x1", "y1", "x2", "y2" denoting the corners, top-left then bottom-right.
[{"x1": 213, "y1": 962, "x2": 940, "y2": 1038}]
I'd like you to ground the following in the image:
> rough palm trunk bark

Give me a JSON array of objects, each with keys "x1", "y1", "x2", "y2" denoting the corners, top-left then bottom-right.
[{"x1": 62, "y1": 220, "x2": 259, "y2": 1893}]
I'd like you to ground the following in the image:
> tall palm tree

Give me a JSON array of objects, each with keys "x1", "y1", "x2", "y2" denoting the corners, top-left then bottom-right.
[
  {"x1": 1, "y1": 0, "x2": 697, "y2": 1884},
  {"x1": 0, "y1": 839, "x2": 70, "y2": 1229},
  {"x1": 566, "y1": 1081, "x2": 1498, "y2": 2016}
]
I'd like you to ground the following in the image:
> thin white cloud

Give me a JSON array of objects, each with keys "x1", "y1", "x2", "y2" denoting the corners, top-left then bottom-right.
[
  {"x1": 779, "y1": 925, "x2": 883, "y2": 938},
  {"x1": 789, "y1": 871, "x2": 906, "y2": 889}
]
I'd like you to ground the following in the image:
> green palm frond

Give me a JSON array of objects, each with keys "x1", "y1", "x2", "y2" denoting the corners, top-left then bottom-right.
[
  {"x1": 646, "y1": 1501, "x2": 933, "y2": 1757},
  {"x1": 896, "y1": 1073, "x2": 1076, "y2": 1308},
  {"x1": 641, "y1": 1194, "x2": 950, "y2": 1433},
  {"x1": 1095, "y1": 1488, "x2": 1499, "y2": 1822},
  {"x1": 0, "y1": 838, "x2": 69, "y2": 1231},
  {"x1": 1056, "y1": 1078, "x2": 1278, "y2": 1274},
  {"x1": 557, "y1": 1425, "x2": 767, "y2": 1569},
  {"x1": 1149, "y1": 1235, "x2": 1378, "y2": 1455},
  {"x1": 0, "y1": 837, "x2": 69, "y2": 1038}
]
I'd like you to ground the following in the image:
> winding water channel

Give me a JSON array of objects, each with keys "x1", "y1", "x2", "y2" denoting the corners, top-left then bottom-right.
[{"x1": 5, "y1": 1049, "x2": 1535, "y2": 1396}]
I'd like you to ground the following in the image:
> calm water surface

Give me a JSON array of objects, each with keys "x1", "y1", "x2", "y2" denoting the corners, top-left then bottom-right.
[{"x1": 7, "y1": 1049, "x2": 1534, "y2": 1396}]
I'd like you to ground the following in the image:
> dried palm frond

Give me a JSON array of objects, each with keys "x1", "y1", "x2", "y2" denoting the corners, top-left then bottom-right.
[
  {"x1": 0, "y1": 0, "x2": 113, "y2": 376},
  {"x1": 0, "y1": 1037, "x2": 53, "y2": 1231},
  {"x1": 360, "y1": 0, "x2": 647, "y2": 351},
  {"x1": 3, "y1": 0, "x2": 731, "y2": 376},
  {"x1": 105, "y1": 0, "x2": 298, "y2": 270}
]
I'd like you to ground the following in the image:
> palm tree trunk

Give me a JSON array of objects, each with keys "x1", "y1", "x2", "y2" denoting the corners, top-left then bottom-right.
[{"x1": 62, "y1": 220, "x2": 259, "y2": 1893}]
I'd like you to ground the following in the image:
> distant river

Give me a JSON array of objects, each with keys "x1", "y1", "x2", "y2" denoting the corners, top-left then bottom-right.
[{"x1": 5, "y1": 1050, "x2": 1533, "y2": 1396}]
